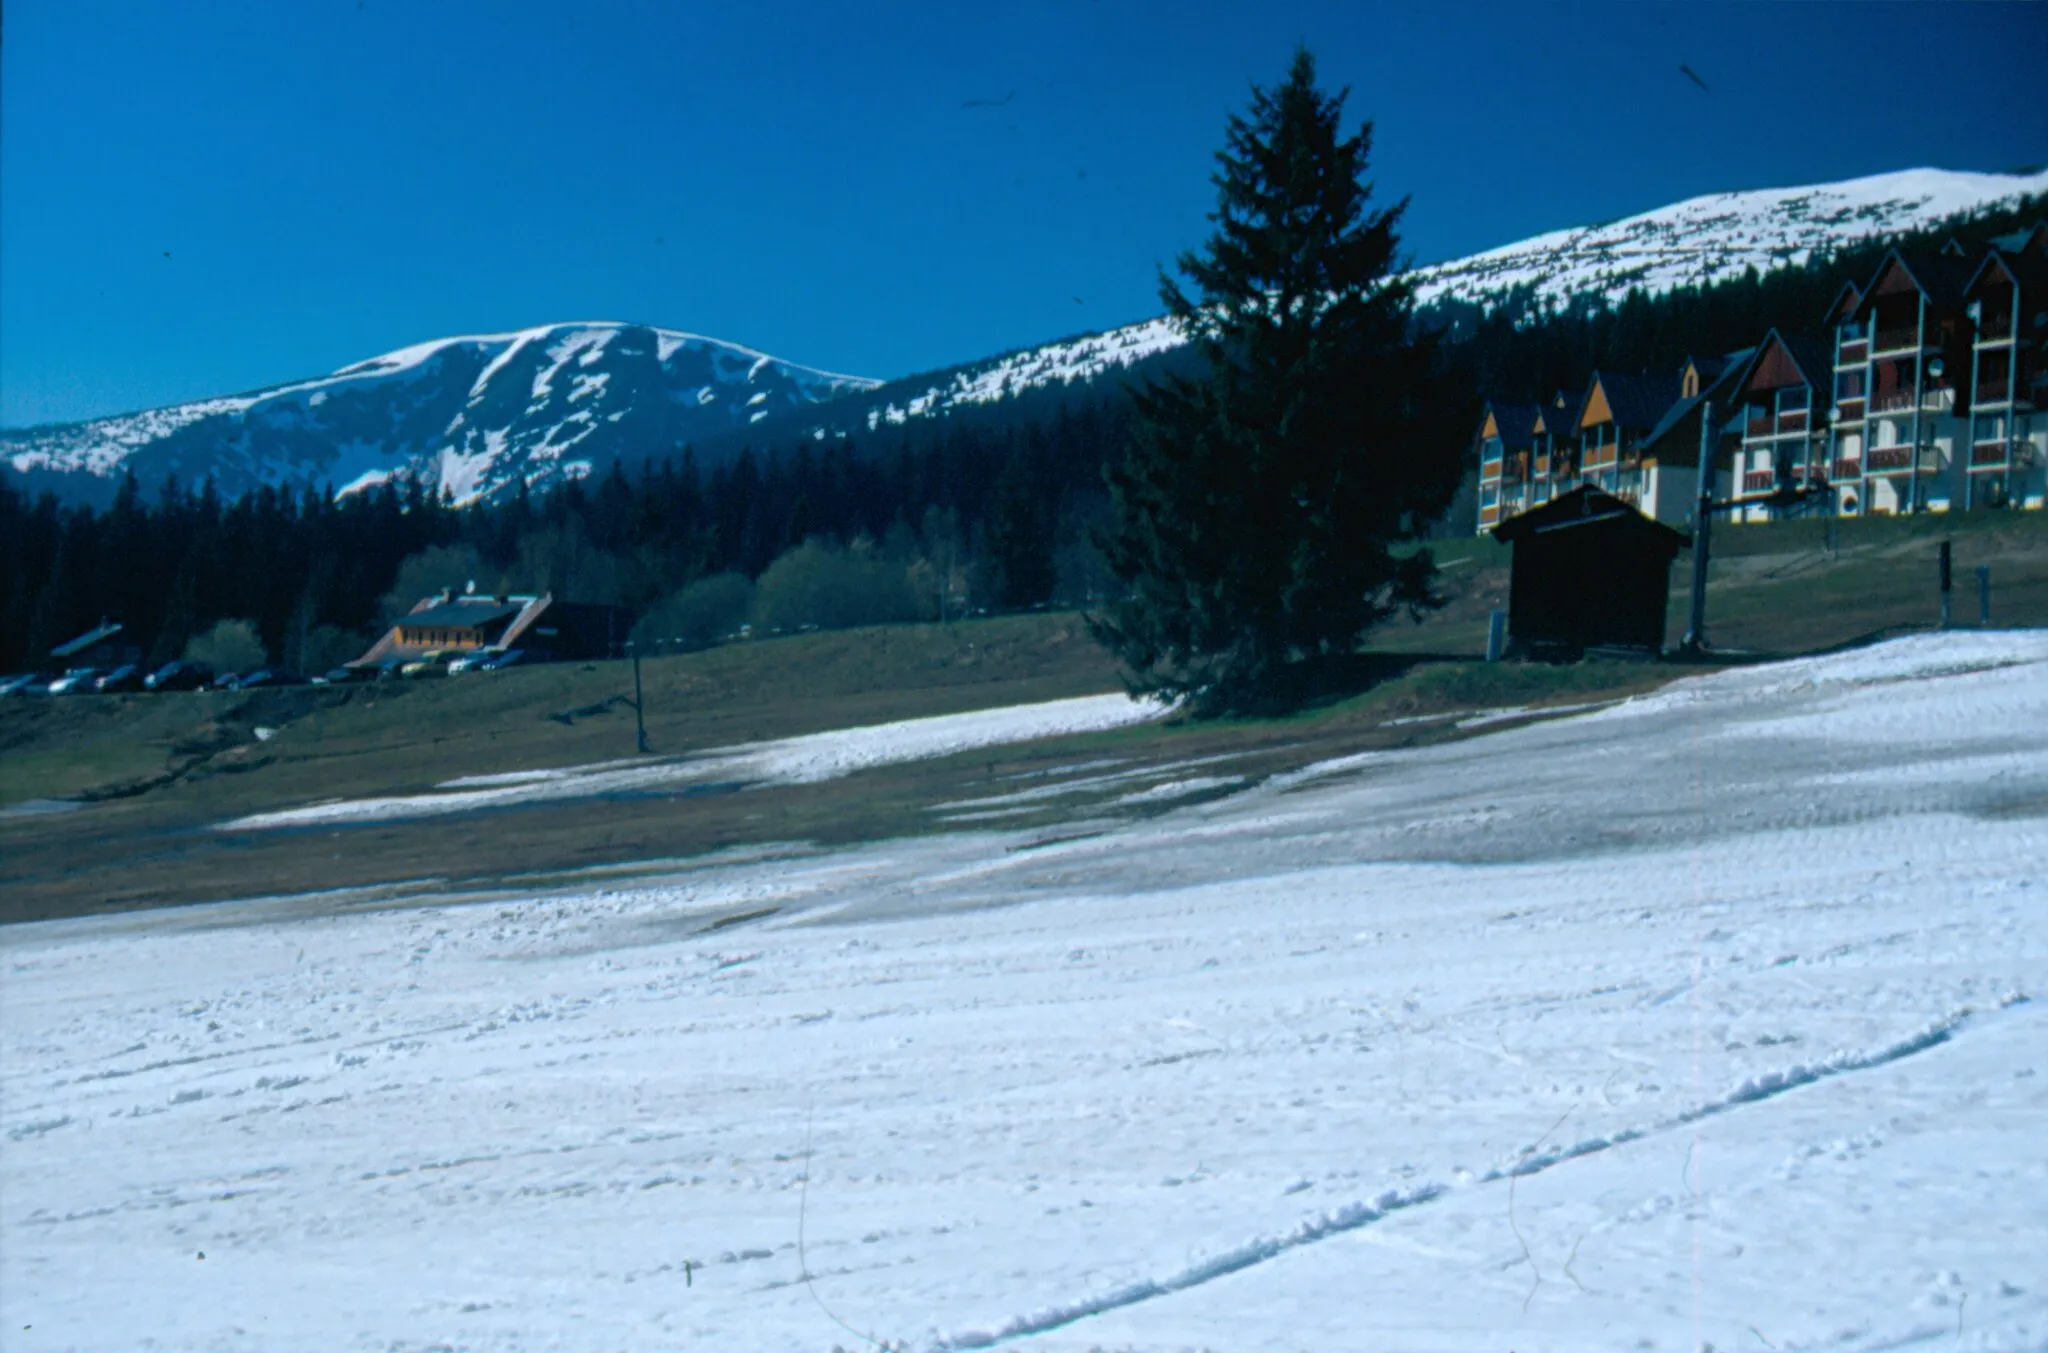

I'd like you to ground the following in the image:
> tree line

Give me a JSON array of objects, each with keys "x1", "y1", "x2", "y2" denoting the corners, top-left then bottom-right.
[{"x1": 0, "y1": 400, "x2": 1133, "y2": 674}]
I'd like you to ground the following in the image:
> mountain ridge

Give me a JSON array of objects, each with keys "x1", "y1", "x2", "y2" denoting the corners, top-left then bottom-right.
[{"x1": 9, "y1": 165, "x2": 2044, "y2": 507}]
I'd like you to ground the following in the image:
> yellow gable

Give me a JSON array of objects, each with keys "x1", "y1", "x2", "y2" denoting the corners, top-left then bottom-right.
[
  {"x1": 1580, "y1": 379, "x2": 1613, "y2": 430},
  {"x1": 1482, "y1": 411, "x2": 1500, "y2": 439}
]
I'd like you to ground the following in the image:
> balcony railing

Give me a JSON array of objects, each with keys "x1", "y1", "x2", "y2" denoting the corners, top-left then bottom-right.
[
  {"x1": 1837, "y1": 341, "x2": 1868, "y2": 365},
  {"x1": 1976, "y1": 381, "x2": 2010, "y2": 406},
  {"x1": 1873, "y1": 326, "x2": 1925, "y2": 354},
  {"x1": 1870, "y1": 390, "x2": 1917, "y2": 413},
  {"x1": 1833, "y1": 458, "x2": 1862, "y2": 479},
  {"x1": 1977, "y1": 313, "x2": 2014, "y2": 341},
  {"x1": 1582, "y1": 447, "x2": 1617, "y2": 469},
  {"x1": 1835, "y1": 398, "x2": 1865, "y2": 423},
  {"x1": 1742, "y1": 469, "x2": 1777, "y2": 492},
  {"x1": 1868, "y1": 446, "x2": 1913, "y2": 470},
  {"x1": 1972, "y1": 441, "x2": 2009, "y2": 466}
]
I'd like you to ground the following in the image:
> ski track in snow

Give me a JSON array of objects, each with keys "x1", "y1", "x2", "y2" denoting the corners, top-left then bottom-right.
[
  {"x1": 4, "y1": 631, "x2": 2047, "y2": 1351},
  {"x1": 934, "y1": 1000, "x2": 2015, "y2": 1350}
]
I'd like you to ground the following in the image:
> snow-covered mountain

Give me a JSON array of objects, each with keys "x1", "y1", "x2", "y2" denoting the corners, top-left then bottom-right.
[
  {"x1": 1, "y1": 323, "x2": 876, "y2": 507},
  {"x1": 844, "y1": 166, "x2": 2048, "y2": 429},
  {"x1": 7, "y1": 167, "x2": 2042, "y2": 506}
]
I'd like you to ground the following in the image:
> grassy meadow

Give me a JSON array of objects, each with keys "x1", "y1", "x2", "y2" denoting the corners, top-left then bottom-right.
[{"x1": 4, "y1": 507, "x2": 2043, "y2": 923}]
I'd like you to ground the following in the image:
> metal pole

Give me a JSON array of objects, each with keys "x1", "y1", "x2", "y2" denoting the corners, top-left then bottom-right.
[
  {"x1": 1909, "y1": 290, "x2": 1926, "y2": 513},
  {"x1": 632, "y1": 645, "x2": 649, "y2": 754},
  {"x1": 1684, "y1": 399, "x2": 1715, "y2": 654},
  {"x1": 1977, "y1": 564, "x2": 1991, "y2": 627},
  {"x1": 1938, "y1": 540, "x2": 1952, "y2": 629},
  {"x1": 1486, "y1": 609, "x2": 1507, "y2": 663}
]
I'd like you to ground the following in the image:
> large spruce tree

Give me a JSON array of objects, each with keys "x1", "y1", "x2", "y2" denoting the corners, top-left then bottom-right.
[{"x1": 1092, "y1": 48, "x2": 1464, "y2": 713}]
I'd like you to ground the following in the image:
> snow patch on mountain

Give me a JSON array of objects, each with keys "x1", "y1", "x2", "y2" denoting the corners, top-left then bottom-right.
[
  {"x1": 2, "y1": 322, "x2": 877, "y2": 507},
  {"x1": 852, "y1": 166, "x2": 2048, "y2": 427}
]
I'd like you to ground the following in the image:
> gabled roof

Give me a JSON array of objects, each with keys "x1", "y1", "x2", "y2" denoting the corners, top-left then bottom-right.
[
  {"x1": 1964, "y1": 234, "x2": 2048, "y2": 299},
  {"x1": 1852, "y1": 247, "x2": 1972, "y2": 317},
  {"x1": 1480, "y1": 400, "x2": 1540, "y2": 452},
  {"x1": 1826, "y1": 280, "x2": 1864, "y2": 326},
  {"x1": 1582, "y1": 371, "x2": 1681, "y2": 432},
  {"x1": 1680, "y1": 352, "x2": 1731, "y2": 392},
  {"x1": 1531, "y1": 388, "x2": 1582, "y2": 440},
  {"x1": 51, "y1": 621, "x2": 124, "y2": 659},
  {"x1": 1732, "y1": 329, "x2": 1830, "y2": 396},
  {"x1": 1490, "y1": 484, "x2": 1690, "y2": 547},
  {"x1": 1640, "y1": 347, "x2": 1755, "y2": 456}
]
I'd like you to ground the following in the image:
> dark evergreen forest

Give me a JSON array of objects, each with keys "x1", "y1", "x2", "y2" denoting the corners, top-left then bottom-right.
[{"x1": 3, "y1": 193, "x2": 2038, "y2": 677}]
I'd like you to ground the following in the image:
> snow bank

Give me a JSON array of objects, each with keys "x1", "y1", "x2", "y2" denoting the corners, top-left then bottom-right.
[{"x1": 217, "y1": 692, "x2": 1165, "y2": 830}]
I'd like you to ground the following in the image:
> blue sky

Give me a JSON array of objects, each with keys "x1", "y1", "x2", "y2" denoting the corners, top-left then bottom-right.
[{"x1": 3, "y1": 0, "x2": 2044, "y2": 427}]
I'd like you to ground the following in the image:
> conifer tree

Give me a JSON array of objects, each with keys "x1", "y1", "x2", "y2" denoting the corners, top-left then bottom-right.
[{"x1": 1091, "y1": 48, "x2": 1465, "y2": 713}]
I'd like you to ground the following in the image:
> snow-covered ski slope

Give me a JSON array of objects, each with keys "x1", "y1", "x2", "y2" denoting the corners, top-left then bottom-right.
[{"x1": 4, "y1": 631, "x2": 2046, "y2": 1351}]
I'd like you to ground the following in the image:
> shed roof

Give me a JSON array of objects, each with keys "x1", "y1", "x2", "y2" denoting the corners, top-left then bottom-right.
[
  {"x1": 399, "y1": 600, "x2": 524, "y2": 631},
  {"x1": 1490, "y1": 485, "x2": 1690, "y2": 547}
]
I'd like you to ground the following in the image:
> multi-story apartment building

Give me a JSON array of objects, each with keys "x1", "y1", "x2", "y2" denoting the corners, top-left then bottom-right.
[
  {"x1": 1828, "y1": 247, "x2": 1973, "y2": 516},
  {"x1": 1726, "y1": 330, "x2": 1832, "y2": 522},
  {"x1": 1475, "y1": 400, "x2": 1539, "y2": 531},
  {"x1": 1476, "y1": 228, "x2": 2047, "y2": 535},
  {"x1": 1475, "y1": 391, "x2": 1582, "y2": 532},
  {"x1": 1962, "y1": 224, "x2": 2047, "y2": 508}
]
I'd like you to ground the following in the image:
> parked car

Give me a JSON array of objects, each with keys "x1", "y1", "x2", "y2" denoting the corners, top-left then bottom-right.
[
  {"x1": 208, "y1": 670, "x2": 247, "y2": 691},
  {"x1": 145, "y1": 660, "x2": 214, "y2": 692},
  {"x1": 94, "y1": 664, "x2": 145, "y2": 694},
  {"x1": 47, "y1": 668, "x2": 102, "y2": 695},
  {"x1": 0, "y1": 673, "x2": 49, "y2": 697},
  {"x1": 475, "y1": 648, "x2": 528, "y2": 672},
  {"x1": 233, "y1": 668, "x2": 306, "y2": 690},
  {"x1": 313, "y1": 665, "x2": 375, "y2": 685},
  {"x1": 445, "y1": 649, "x2": 490, "y2": 674},
  {"x1": 400, "y1": 650, "x2": 453, "y2": 678}
]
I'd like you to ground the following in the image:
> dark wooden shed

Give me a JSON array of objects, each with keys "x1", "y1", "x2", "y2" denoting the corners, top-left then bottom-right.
[{"x1": 1489, "y1": 486, "x2": 1689, "y2": 657}]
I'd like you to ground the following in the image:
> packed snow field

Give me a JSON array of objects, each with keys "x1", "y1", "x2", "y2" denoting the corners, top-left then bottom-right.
[{"x1": 4, "y1": 633, "x2": 2045, "y2": 1351}]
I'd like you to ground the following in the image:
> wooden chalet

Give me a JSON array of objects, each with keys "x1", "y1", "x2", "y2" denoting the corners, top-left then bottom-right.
[
  {"x1": 1962, "y1": 223, "x2": 2048, "y2": 509},
  {"x1": 351, "y1": 590, "x2": 635, "y2": 668},
  {"x1": 1490, "y1": 486, "x2": 1689, "y2": 657}
]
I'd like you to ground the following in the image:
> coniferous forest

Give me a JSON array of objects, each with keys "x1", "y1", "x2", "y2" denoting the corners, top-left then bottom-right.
[{"x1": 2, "y1": 191, "x2": 2039, "y2": 678}]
